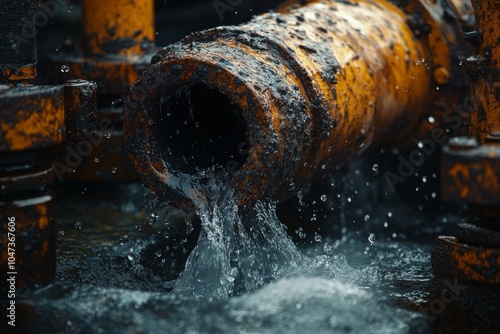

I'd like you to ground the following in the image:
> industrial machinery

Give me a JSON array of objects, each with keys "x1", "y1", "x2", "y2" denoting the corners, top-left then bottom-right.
[{"x1": 0, "y1": 0, "x2": 498, "y2": 333}]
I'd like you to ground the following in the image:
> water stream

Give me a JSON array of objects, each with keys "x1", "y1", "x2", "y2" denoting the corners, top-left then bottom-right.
[{"x1": 166, "y1": 171, "x2": 304, "y2": 299}]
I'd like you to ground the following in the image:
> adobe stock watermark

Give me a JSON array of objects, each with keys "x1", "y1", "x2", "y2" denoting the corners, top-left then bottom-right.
[
  {"x1": 413, "y1": 278, "x2": 467, "y2": 333},
  {"x1": 51, "y1": 119, "x2": 114, "y2": 182},
  {"x1": 383, "y1": 96, "x2": 473, "y2": 192},
  {"x1": 8, "y1": 0, "x2": 69, "y2": 50},
  {"x1": 213, "y1": 0, "x2": 244, "y2": 21}
]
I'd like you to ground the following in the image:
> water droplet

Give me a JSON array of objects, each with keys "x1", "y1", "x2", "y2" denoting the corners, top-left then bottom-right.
[
  {"x1": 347, "y1": 197, "x2": 352, "y2": 203},
  {"x1": 422, "y1": 176, "x2": 427, "y2": 183},
  {"x1": 431, "y1": 192, "x2": 437, "y2": 198},
  {"x1": 94, "y1": 158, "x2": 99, "y2": 163},
  {"x1": 428, "y1": 116, "x2": 435, "y2": 123},
  {"x1": 112, "y1": 167, "x2": 117, "y2": 174},
  {"x1": 320, "y1": 194, "x2": 327, "y2": 202},
  {"x1": 372, "y1": 164, "x2": 379, "y2": 173},
  {"x1": 119, "y1": 235, "x2": 130, "y2": 245},
  {"x1": 384, "y1": 222, "x2": 389, "y2": 228},
  {"x1": 368, "y1": 233, "x2": 376, "y2": 244},
  {"x1": 127, "y1": 254, "x2": 134, "y2": 262},
  {"x1": 60, "y1": 65, "x2": 69, "y2": 72},
  {"x1": 436, "y1": 86, "x2": 440, "y2": 91},
  {"x1": 364, "y1": 215, "x2": 370, "y2": 221},
  {"x1": 74, "y1": 221, "x2": 82, "y2": 229},
  {"x1": 314, "y1": 234, "x2": 322, "y2": 242},
  {"x1": 387, "y1": 211, "x2": 393, "y2": 218},
  {"x1": 155, "y1": 250, "x2": 162, "y2": 258},
  {"x1": 295, "y1": 227, "x2": 306, "y2": 239},
  {"x1": 321, "y1": 164, "x2": 327, "y2": 170},
  {"x1": 148, "y1": 213, "x2": 159, "y2": 225}
]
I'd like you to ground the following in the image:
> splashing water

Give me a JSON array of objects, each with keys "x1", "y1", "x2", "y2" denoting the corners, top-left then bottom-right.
[{"x1": 173, "y1": 173, "x2": 305, "y2": 298}]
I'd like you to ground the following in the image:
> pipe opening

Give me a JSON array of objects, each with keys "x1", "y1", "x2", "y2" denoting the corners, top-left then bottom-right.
[{"x1": 157, "y1": 83, "x2": 249, "y2": 176}]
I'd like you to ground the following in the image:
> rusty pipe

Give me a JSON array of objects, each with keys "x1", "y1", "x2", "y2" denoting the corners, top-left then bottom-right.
[
  {"x1": 82, "y1": 0, "x2": 155, "y2": 56},
  {"x1": 124, "y1": 0, "x2": 470, "y2": 210}
]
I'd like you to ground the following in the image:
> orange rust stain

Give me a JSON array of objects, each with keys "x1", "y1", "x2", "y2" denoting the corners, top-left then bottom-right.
[
  {"x1": 68, "y1": 59, "x2": 141, "y2": 90},
  {"x1": 37, "y1": 203, "x2": 50, "y2": 229},
  {"x1": 448, "y1": 163, "x2": 471, "y2": 199},
  {"x1": 1, "y1": 64, "x2": 37, "y2": 81},
  {"x1": 476, "y1": 163, "x2": 500, "y2": 195},
  {"x1": 451, "y1": 245, "x2": 500, "y2": 284},
  {"x1": 82, "y1": 0, "x2": 154, "y2": 55},
  {"x1": 1, "y1": 95, "x2": 65, "y2": 151}
]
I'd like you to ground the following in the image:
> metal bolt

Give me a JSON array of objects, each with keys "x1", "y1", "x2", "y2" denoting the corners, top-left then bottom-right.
[{"x1": 448, "y1": 136, "x2": 479, "y2": 150}]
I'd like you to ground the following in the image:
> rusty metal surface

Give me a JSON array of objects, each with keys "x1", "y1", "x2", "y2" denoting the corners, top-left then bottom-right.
[
  {"x1": 64, "y1": 79, "x2": 98, "y2": 140},
  {"x1": 0, "y1": 164, "x2": 54, "y2": 194},
  {"x1": 432, "y1": 236, "x2": 500, "y2": 284},
  {"x1": 441, "y1": 137, "x2": 500, "y2": 206},
  {"x1": 0, "y1": 85, "x2": 65, "y2": 152},
  {"x1": 50, "y1": 54, "x2": 153, "y2": 95},
  {"x1": 124, "y1": 0, "x2": 470, "y2": 210},
  {"x1": 0, "y1": 165, "x2": 56, "y2": 289},
  {"x1": 432, "y1": 0, "x2": 500, "y2": 317},
  {"x1": 1, "y1": 64, "x2": 37, "y2": 82},
  {"x1": 61, "y1": 128, "x2": 137, "y2": 182},
  {"x1": 82, "y1": 0, "x2": 154, "y2": 56},
  {"x1": 467, "y1": 0, "x2": 500, "y2": 143},
  {"x1": 46, "y1": 0, "x2": 156, "y2": 182},
  {"x1": 456, "y1": 217, "x2": 500, "y2": 248},
  {"x1": 0, "y1": 0, "x2": 37, "y2": 82}
]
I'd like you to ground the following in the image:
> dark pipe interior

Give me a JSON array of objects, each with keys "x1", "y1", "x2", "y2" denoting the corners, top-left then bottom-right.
[{"x1": 158, "y1": 83, "x2": 249, "y2": 175}]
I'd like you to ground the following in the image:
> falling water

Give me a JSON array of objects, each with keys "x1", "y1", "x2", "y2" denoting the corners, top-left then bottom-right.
[{"x1": 172, "y1": 172, "x2": 305, "y2": 299}]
